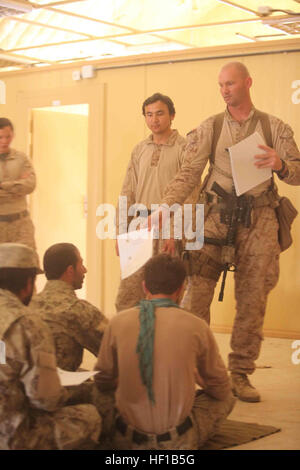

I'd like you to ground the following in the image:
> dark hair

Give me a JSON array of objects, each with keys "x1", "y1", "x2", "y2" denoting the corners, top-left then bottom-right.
[
  {"x1": 142, "y1": 93, "x2": 175, "y2": 116},
  {"x1": 0, "y1": 268, "x2": 36, "y2": 295},
  {"x1": 43, "y1": 243, "x2": 78, "y2": 280},
  {"x1": 0, "y1": 118, "x2": 14, "y2": 131},
  {"x1": 144, "y1": 254, "x2": 186, "y2": 295}
]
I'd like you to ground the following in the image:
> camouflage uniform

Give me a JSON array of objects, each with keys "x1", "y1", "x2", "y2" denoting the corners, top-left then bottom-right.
[
  {"x1": 30, "y1": 280, "x2": 108, "y2": 371},
  {"x1": 0, "y1": 149, "x2": 36, "y2": 250},
  {"x1": 0, "y1": 288, "x2": 101, "y2": 450},
  {"x1": 30, "y1": 280, "x2": 114, "y2": 439},
  {"x1": 162, "y1": 108, "x2": 300, "y2": 375},
  {"x1": 115, "y1": 130, "x2": 187, "y2": 312}
]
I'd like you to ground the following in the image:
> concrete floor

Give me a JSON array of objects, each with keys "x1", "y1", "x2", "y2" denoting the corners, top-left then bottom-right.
[
  {"x1": 214, "y1": 332, "x2": 300, "y2": 450},
  {"x1": 82, "y1": 332, "x2": 300, "y2": 450}
]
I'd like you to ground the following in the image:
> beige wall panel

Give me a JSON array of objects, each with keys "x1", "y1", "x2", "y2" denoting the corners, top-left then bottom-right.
[
  {"x1": 98, "y1": 66, "x2": 146, "y2": 317},
  {"x1": 0, "y1": 48, "x2": 299, "y2": 335}
]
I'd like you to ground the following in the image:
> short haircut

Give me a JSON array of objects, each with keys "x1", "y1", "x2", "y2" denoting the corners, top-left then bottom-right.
[
  {"x1": 221, "y1": 61, "x2": 250, "y2": 78},
  {"x1": 0, "y1": 268, "x2": 36, "y2": 295},
  {"x1": 43, "y1": 243, "x2": 78, "y2": 280},
  {"x1": 0, "y1": 118, "x2": 14, "y2": 131},
  {"x1": 142, "y1": 93, "x2": 175, "y2": 116},
  {"x1": 144, "y1": 254, "x2": 186, "y2": 295}
]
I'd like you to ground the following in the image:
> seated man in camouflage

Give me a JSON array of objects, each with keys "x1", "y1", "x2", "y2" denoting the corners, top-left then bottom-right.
[
  {"x1": 31, "y1": 242, "x2": 108, "y2": 371},
  {"x1": 95, "y1": 254, "x2": 235, "y2": 450},
  {"x1": 31, "y1": 243, "x2": 114, "y2": 442},
  {"x1": 0, "y1": 243, "x2": 101, "y2": 450}
]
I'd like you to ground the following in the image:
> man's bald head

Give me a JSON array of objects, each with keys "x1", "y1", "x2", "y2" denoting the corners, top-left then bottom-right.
[
  {"x1": 220, "y1": 61, "x2": 250, "y2": 79},
  {"x1": 218, "y1": 61, "x2": 252, "y2": 109}
]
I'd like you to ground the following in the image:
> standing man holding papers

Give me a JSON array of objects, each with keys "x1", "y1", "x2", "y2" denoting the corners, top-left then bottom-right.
[
  {"x1": 160, "y1": 62, "x2": 300, "y2": 403},
  {"x1": 115, "y1": 93, "x2": 187, "y2": 312}
]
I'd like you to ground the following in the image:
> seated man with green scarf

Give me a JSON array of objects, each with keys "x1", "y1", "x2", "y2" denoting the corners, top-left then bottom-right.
[{"x1": 94, "y1": 253, "x2": 235, "y2": 450}]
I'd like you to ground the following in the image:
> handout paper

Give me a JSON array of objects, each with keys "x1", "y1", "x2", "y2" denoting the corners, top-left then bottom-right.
[
  {"x1": 57, "y1": 368, "x2": 99, "y2": 387},
  {"x1": 229, "y1": 131, "x2": 272, "y2": 196},
  {"x1": 117, "y1": 227, "x2": 154, "y2": 280}
]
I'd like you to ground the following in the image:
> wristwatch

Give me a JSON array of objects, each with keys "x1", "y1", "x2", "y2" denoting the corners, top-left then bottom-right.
[{"x1": 274, "y1": 159, "x2": 288, "y2": 179}]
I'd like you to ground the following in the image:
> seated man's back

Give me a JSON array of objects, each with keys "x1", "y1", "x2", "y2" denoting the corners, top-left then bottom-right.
[
  {"x1": 95, "y1": 254, "x2": 235, "y2": 450},
  {"x1": 97, "y1": 304, "x2": 230, "y2": 435}
]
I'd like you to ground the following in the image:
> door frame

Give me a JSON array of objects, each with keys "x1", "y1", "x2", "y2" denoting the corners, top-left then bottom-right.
[{"x1": 17, "y1": 83, "x2": 107, "y2": 310}]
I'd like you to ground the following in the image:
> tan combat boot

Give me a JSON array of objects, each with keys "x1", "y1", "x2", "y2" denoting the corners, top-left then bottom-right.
[{"x1": 231, "y1": 373, "x2": 261, "y2": 403}]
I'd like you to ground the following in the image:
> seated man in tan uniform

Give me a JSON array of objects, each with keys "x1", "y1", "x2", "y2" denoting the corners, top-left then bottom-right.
[
  {"x1": 95, "y1": 254, "x2": 235, "y2": 450},
  {"x1": 0, "y1": 243, "x2": 101, "y2": 450},
  {"x1": 31, "y1": 242, "x2": 108, "y2": 371}
]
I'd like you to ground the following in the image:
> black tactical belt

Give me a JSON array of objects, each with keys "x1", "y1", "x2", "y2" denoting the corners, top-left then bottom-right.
[
  {"x1": 115, "y1": 414, "x2": 193, "y2": 445},
  {"x1": 0, "y1": 210, "x2": 29, "y2": 222}
]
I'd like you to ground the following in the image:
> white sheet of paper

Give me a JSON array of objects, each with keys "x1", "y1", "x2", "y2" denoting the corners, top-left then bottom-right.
[
  {"x1": 117, "y1": 227, "x2": 153, "y2": 280},
  {"x1": 229, "y1": 132, "x2": 272, "y2": 196},
  {"x1": 57, "y1": 368, "x2": 99, "y2": 387}
]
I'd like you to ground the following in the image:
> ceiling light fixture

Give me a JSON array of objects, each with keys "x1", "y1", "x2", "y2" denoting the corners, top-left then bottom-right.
[
  {"x1": 0, "y1": 0, "x2": 33, "y2": 16},
  {"x1": 235, "y1": 32, "x2": 256, "y2": 41},
  {"x1": 0, "y1": 52, "x2": 34, "y2": 64},
  {"x1": 257, "y1": 5, "x2": 300, "y2": 16}
]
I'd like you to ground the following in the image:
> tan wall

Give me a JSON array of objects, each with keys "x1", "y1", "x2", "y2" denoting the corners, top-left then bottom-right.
[{"x1": 0, "y1": 42, "x2": 299, "y2": 337}]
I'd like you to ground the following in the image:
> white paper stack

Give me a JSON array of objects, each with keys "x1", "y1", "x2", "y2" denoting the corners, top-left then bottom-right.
[
  {"x1": 117, "y1": 227, "x2": 154, "y2": 279},
  {"x1": 229, "y1": 132, "x2": 272, "y2": 196},
  {"x1": 57, "y1": 368, "x2": 99, "y2": 387}
]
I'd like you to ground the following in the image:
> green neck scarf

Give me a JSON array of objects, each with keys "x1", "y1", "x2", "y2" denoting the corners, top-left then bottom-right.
[{"x1": 136, "y1": 298, "x2": 180, "y2": 405}]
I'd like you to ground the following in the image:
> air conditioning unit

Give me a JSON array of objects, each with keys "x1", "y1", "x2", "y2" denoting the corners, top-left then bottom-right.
[{"x1": 0, "y1": 0, "x2": 33, "y2": 17}]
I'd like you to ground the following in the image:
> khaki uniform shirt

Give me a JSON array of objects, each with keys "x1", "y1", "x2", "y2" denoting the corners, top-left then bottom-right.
[
  {"x1": 31, "y1": 280, "x2": 108, "y2": 371},
  {"x1": 0, "y1": 289, "x2": 66, "y2": 449},
  {"x1": 94, "y1": 306, "x2": 231, "y2": 434},
  {"x1": 162, "y1": 108, "x2": 300, "y2": 207},
  {"x1": 0, "y1": 148, "x2": 36, "y2": 215},
  {"x1": 118, "y1": 130, "x2": 186, "y2": 234}
]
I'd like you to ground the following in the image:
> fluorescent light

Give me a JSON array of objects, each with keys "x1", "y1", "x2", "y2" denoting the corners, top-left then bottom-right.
[
  {"x1": 0, "y1": 52, "x2": 34, "y2": 64},
  {"x1": 0, "y1": 0, "x2": 33, "y2": 13},
  {"x1": 235, "y1": 32, "x2": 256, "y2": 42}
]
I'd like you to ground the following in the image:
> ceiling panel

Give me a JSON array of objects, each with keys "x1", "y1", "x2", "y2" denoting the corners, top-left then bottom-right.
[{"x1": 0, "y1": 0, "x2": 299, "y2": 71}]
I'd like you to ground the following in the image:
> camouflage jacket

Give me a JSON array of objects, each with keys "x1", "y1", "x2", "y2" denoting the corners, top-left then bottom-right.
[
  {"x1": 0, "y1": 288, "x2": 67, "y2": 449},
  {"x1": 0, "y1": 148, "x2": 36, "y2": 215},
  {"x1": 162, "y1": 108, "x2": 300, "y2": 207},
  {"x1": 31, "y1": 280, "x2": 108, "y2": 371}
]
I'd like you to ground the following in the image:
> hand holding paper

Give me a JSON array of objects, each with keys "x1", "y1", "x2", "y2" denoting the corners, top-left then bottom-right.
[
  {"x1": 254, "y1": 144, "x2": 283, "y2": 171},
  {"x1": 229, "y1": 132, "x2": 272, "y2": 196}
]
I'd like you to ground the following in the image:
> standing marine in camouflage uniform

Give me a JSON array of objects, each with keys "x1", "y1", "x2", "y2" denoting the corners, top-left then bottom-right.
[
  {"x1": 0, "y1": 243, "x2": 101, "y2": 450},
  {"x1": 0, "y1": 118, "x2": 37, "y2": 250},
  {"x1": 160, "y1": 62, "x2": 300, "y2": 403},
  {"x1": 95, "y1": 254, "x2": 235, "y2": 450},
  {"x1": 115, "y1": 93, "x2": 187, "y2": 312}
]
